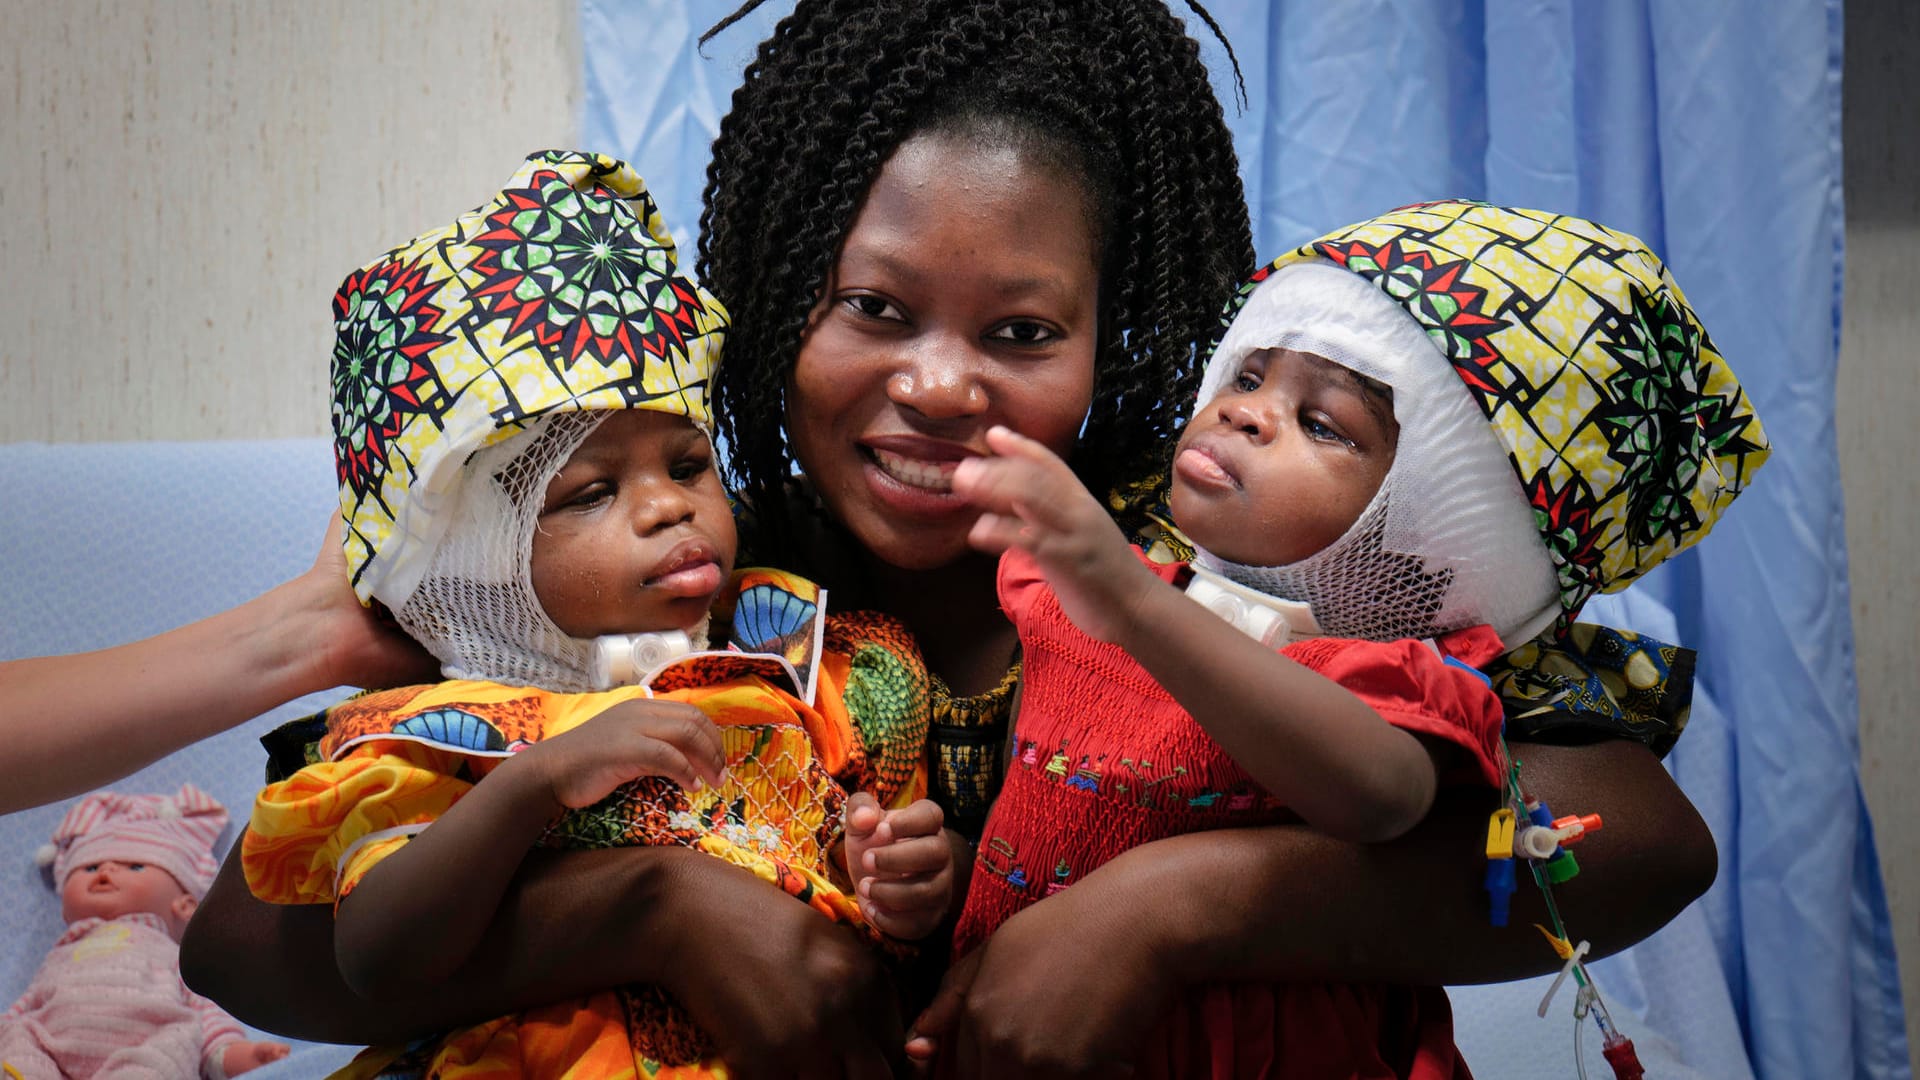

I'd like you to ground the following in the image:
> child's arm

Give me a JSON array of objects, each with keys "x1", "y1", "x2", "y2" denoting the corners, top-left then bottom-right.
[
  {"x1": 954, "y1": 426, "x2": 1442, "y2": 844},
  {"x1": 332, "y1": 698, "x2": 725, "y2": 1000},
  {"x1": 839, "y1": 793, "x2": 964, "y2": 940}
]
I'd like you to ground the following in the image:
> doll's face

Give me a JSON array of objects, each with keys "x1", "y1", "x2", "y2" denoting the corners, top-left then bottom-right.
[
  {"x1": 60, "y1": 860, "x2": 197, "y2": 939},
  {"x1": 1171, "y1": 348, "x2": 1399, "y2": 567}
]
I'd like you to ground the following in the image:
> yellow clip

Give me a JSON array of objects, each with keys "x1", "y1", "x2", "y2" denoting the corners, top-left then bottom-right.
[
  {"x1": 1533, "y1": 924, "x2": 1576, "y2": 959},
  {"x1": 1485, "y1": 808, "x2": 1516, "y2": 860}
]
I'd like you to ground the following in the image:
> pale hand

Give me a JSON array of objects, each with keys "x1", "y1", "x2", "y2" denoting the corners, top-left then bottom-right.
[
  {"x1": 221, "y1": 1039, "x2": 291, "y2": 1076},
  {"x1": 304, "y1": 515, "x2": 440, "y2": 691},
  {"x1": 952, "y1": 426, "x2": 1159, "y2": 643}
]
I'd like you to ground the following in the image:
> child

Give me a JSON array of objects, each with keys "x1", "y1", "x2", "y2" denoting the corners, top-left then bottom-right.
[
  {"x1": 3, "y1": 785, "x2": 289, "y2": 1079},
  {"x1": 240, "y1": 151, "x2": 954, "y2": 1079},
  {"x1": 939, "y1": 201, "x2": 1769, "y2": 1077}
]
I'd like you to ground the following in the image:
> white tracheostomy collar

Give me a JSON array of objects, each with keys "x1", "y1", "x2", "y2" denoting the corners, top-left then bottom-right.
[{"x1": 1188, "y1": 260, "x2": 1562, "y2": 650}]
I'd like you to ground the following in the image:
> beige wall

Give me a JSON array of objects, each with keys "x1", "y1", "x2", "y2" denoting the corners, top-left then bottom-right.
[
  {"x1": 0, "y1": 0, "x2": 578, "y2": 441},
  {"x1": 1843, "y1": 0, "x2": 1920, "y2": 1070},
  {"x1": 2, "y1": 0, "x2": 1915, "y2": 1065}
]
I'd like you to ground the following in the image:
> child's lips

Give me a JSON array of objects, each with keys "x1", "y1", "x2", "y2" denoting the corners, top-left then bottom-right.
[
  {"x1": 1175, "y1": 444, "x2": 1239, "y2": 491},
  {"x1": 645, "y1": 540, "x2": 725, "y2": 599}
]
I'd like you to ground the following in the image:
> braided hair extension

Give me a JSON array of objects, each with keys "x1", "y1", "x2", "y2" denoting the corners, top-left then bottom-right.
[{"x1": 699, "y1": 0, "x2": 1254, "y2": 554}]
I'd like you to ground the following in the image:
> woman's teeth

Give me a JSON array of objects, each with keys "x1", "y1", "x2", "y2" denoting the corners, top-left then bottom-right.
[{"x1": 872, "y1": 448, "x2": 956, "y2": 492}]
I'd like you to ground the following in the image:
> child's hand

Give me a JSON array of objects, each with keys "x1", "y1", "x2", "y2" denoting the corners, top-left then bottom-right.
[
  {"x1": 952, "y1": 425, "x2": 1159, "y2": 643},
  {"x1": 510, "y1": 699, "x2": 726, "y2": 811},
  {"x1": 904, "y1": 946, "x2": 979, "y2": 1070},
  {"x1": 842, "y1": 793, "x2": 954, "y2": 940},
  {"x1": 221, "y1": 1039, "x2": 292, "y2": 1076}
]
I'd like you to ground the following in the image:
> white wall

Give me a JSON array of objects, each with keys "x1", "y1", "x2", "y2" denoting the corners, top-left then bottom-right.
[
  {"x1": 1, "y1": 0, "x2": 1914, "y2": 1067},
  {"x1": 1842, "y1": 1, "x2": 1920, "y2": 1072},
  {"x1": 0, "y1": 0, "x2": 578, "y2": 441}
]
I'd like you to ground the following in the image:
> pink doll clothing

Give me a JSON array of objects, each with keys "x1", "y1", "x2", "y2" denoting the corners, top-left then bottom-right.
[{"x1": 0, "y1": 913, "x2": 245, "y2": 1080}]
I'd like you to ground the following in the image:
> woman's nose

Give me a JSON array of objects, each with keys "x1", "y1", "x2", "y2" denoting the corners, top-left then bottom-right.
[{"x1": 887, "y1": 339, "x2": 988, "y2": 419}]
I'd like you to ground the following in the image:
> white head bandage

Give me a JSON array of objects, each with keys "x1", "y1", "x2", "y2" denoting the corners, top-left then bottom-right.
[{"x1": 1190, "y1": 260, "x2": 1561, "y2": 648}]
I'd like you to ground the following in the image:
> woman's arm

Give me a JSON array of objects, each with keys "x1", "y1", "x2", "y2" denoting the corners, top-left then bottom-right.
[
  {"x1": 183, "y1": 840, "x2": 907, "y2": 1079},
  {"x1": 0, "y1": 517, "x2": 435, "y2": 815},
  {"x1": 929, "y1": 737, "x2": 1713, "y2": 1073}
]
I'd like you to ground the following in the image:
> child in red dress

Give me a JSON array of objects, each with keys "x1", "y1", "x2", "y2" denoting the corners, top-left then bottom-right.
[{"x1": 927, "y1": 201, "x2": 1770, "y2": 1078}]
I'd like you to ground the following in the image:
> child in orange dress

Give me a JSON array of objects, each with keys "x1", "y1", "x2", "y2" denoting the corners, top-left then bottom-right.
[{"x1": 242, "y1": 151, "x2": 955, "y2": 1079}]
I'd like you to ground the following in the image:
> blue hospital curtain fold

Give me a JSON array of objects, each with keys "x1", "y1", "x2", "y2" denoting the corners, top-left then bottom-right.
[{"x1": 579, "y1": 2, "x2": 1906, "y2": 1076}]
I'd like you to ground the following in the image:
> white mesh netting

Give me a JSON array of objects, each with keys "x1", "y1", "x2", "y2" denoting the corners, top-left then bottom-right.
[
  {"x1": 389, "y1": 411, "x2": 615, "y2": 691},
  {"x1": 1192, "y1": 260, "x2": 1562, "y2": 648}
]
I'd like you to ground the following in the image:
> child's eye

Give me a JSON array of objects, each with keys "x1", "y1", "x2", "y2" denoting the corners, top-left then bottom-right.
[
  {"x1": 670, "y1": 455, "x2": 711, "y2": 483},
  {"x1": 1301, "y1": 414, "x2": 1352, "y2": 446},
  {"x1": 1233, "y1": 370, "x2": 1262, "y2": 392},
  {"x1": 126, "y1": 863, "x2": 145, "y2": 871},
  {"x1": 559, "y1": 482, "x2": 613, "y2": 510},
  {"x1": 987, "y1": 320, "x2": 1058, "y2": 346}
]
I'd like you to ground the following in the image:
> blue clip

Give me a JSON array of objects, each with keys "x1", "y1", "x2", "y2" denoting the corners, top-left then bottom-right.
[
  {"x1": 1485, "y1": 859, "x2": 1517, "y2": 926},
  {"x1": 1442, "y1": 654, "x2": 1494, "y2": 688}
]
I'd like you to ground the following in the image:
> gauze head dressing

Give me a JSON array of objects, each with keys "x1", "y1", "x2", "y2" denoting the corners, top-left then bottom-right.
[
  {"x1": 332, "y1": 150, "x2": 726, "y2": 613},
  {"x1": 329, "y1": 151, "x2": 728, "y2": 686},
  {"x1": 1250, "y1": 202, "x2": 1769, "y2": 635},
  {"x1": 1190, "y1": 260, "x2": 1563, "y2": 648}
]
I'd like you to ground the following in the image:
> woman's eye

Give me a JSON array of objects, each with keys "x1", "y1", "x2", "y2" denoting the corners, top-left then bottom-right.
[
  {"x1": 844, "y1": 295, "x2": 903, "y2": 321},
  {"x1": 988, "y1": 320, "x2": 1057, "y2": 345}
]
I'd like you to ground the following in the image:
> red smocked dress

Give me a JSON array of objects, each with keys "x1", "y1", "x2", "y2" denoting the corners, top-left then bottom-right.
[{"x1": 952, "y1": 548, "x2": 1510, "y2": 1079}]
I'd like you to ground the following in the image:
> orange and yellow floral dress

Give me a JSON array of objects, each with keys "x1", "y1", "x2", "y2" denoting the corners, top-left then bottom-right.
[{"x1": 243, "y1": 569, "x2": 930, "y2": 1079}]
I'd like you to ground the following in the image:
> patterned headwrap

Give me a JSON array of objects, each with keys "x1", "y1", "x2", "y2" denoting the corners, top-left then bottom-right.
[
  {"x1": 332, "y1": 150, "x2": 728, "y2": 610},
  {"x1": 1228, "y1": 201, "x2": 1770, "y2": 632}
]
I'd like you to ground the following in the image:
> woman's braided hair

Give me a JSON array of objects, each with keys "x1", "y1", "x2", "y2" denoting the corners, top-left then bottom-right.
[{"x1": 698, "y1": 0, "x2": 1253, "y2": 549}]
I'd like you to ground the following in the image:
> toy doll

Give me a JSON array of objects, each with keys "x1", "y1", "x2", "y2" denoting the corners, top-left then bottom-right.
[{"x1": 2, "y1": 784, "x2": 287, "y2": 1079}]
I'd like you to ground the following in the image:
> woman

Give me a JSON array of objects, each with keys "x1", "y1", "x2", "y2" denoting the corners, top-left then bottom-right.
[{"x1": 85, "y1": 2, "x2": 1711, "y2": 1076}]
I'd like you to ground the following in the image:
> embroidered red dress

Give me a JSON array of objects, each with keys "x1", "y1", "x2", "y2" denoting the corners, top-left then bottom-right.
[{"x1": 952, "y1": 548, "x2": 1509, "y2": 1080}]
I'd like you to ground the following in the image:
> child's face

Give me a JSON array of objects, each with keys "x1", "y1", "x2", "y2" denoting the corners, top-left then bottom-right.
[
  {"x1": 60, "y1": 859, "x2": 195, "y2": 936},
  {"x1": 784, "y1": 129, "x2": 1101, "y2": 574},
  {"x1": 1171, "y1": 348, "x2": 1399, "y2": 568},
  {"x1": 530, "y1": 410, "x2": 738, "y2": 638}
]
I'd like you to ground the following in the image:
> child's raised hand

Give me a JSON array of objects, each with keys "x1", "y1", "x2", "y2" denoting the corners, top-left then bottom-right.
[
  {"x1": 953, "y1": 425, "x2": 1158, "y2": 643},
  {"x1": 509, "y1": 699, "x2": 726, "y2": 811},
  {"x1": 841, "y1": 792, "x2": 955, "y2": 940}
]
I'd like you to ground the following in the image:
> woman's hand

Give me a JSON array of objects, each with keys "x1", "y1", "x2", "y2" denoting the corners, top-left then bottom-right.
[
  {"x1": 653, "y1": 859, "x2": 907, "y2": 1080},
  {"x1": 910, "y1": 875, "x2": 1173, "y2": 1077},
  {"x1": 298, "y1": 514, "x2": 440, "y2": 691},
  {"x1": 908, "y1": 738, "x2": 1713, "y2": 1076}
]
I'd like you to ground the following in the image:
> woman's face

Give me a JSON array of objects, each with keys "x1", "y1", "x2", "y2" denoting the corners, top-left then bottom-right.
[{"x1": 786, "y1": 130, "x2": 1100, "y2": 572}]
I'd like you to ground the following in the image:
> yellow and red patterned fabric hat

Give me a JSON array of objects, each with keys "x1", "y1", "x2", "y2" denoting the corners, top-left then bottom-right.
[
  {"x1": 1237, "y1": 201, "x2": 1770, "y2": 631},
  {"x1": 332, "y1": 150, "x2": 728, "y2": 608}
]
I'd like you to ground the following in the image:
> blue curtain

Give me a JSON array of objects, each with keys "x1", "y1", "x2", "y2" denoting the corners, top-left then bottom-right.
[{"x1": 580, "y1": 3, "x2": 1907, "y2": 1076}]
